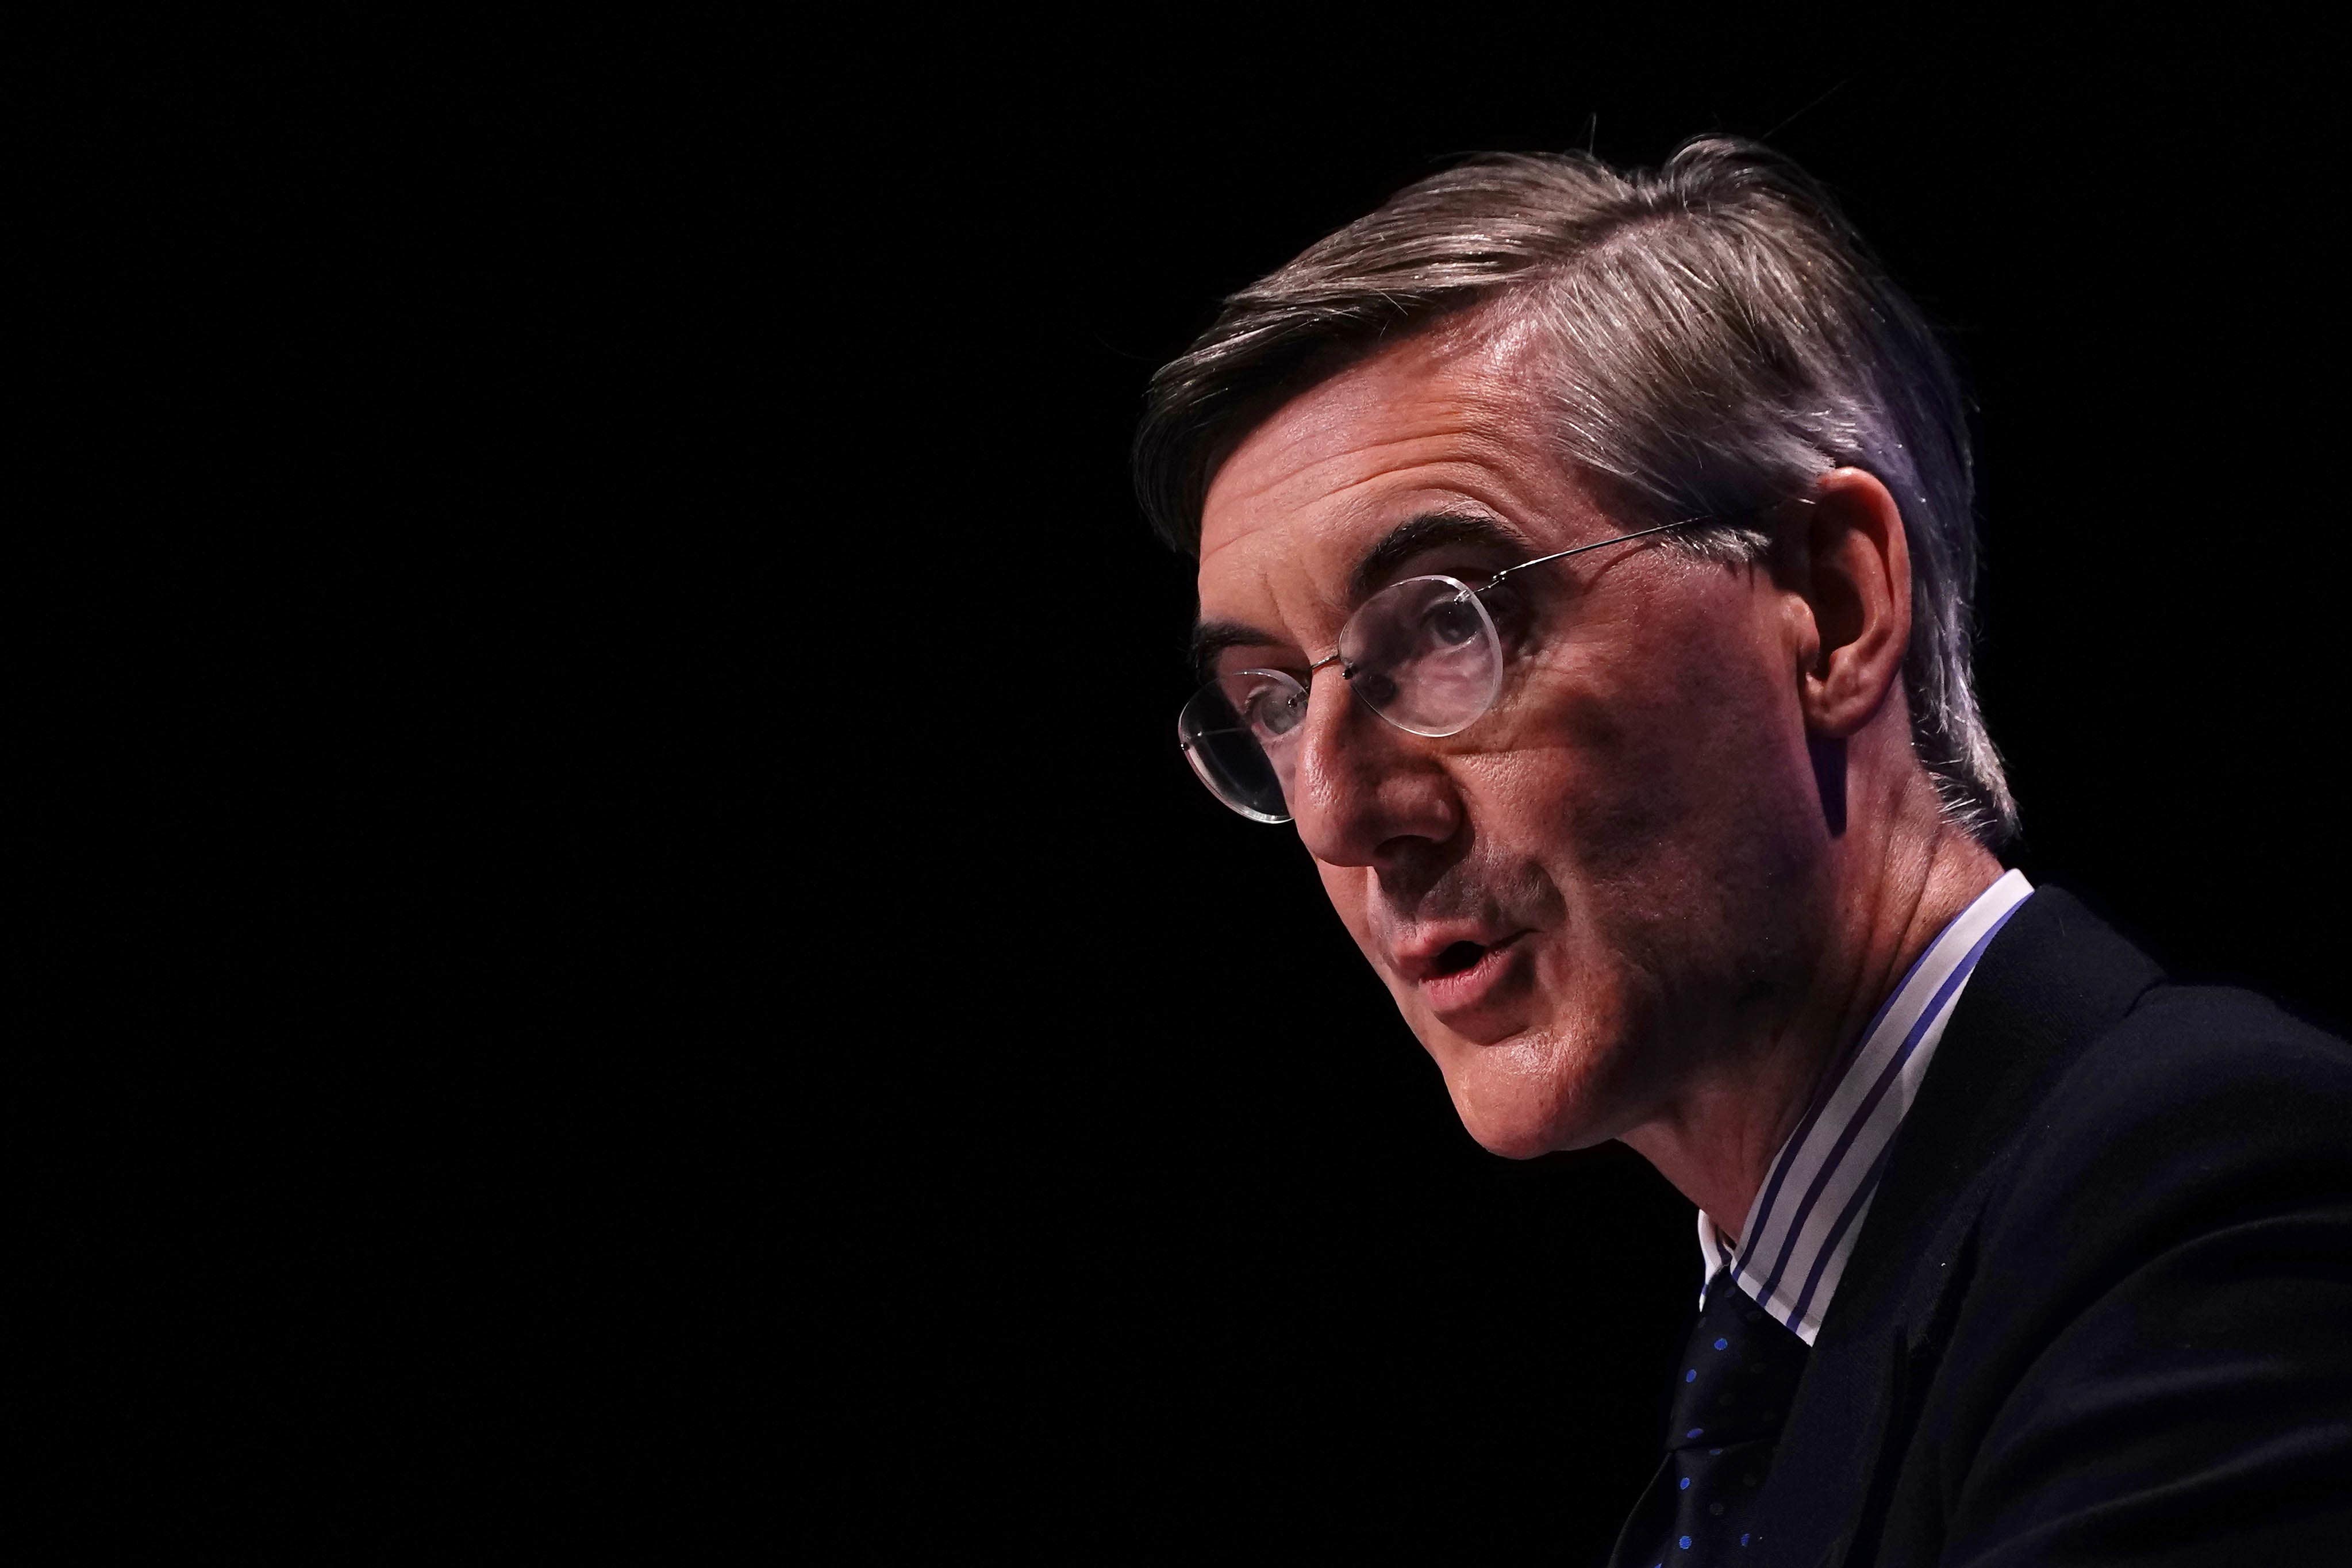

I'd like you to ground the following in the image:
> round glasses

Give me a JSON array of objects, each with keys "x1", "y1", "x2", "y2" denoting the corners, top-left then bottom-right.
[{"x1": 1176, "y1": 517, "x2": 1702, "y2": 823}]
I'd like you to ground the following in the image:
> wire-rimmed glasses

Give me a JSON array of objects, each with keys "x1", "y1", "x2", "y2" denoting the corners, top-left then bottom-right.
[{"x1": 1177, "y1": 517, "x2": 1704, "y2": 823}]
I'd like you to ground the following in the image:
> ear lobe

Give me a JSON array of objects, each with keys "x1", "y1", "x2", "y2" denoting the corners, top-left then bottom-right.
[{"x1": 1794, "y1": 468, "x2": 1912, "y2": 739}]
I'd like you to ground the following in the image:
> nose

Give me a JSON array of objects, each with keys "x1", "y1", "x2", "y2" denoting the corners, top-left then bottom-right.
[{"x1": 1285, "y1": 664, "x2": 1463, "y2": 867}]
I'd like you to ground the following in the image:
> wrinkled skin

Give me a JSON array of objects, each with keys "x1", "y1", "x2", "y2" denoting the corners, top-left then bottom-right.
[{"x1": 1194, "y1": 317, "x2": 1998, "y2": 1230}]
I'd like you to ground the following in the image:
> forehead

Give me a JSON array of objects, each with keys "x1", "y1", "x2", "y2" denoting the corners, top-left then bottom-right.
[{"x1": 1196, "y1": 321, "x2": 1597, "y2": 628}]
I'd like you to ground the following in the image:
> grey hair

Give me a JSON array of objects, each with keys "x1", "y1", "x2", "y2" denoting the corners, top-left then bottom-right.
[{"x1": 1134, "y1": 137, "x2": 2017, "y2": 848}]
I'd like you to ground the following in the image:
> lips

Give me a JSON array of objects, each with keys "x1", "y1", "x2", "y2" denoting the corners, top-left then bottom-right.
[
  {"x1": 1392, "y1": 926, "x2": 1536, "y2": 1027},
  {"x1": 1394, "y1": 924, "x2": 1519, "y2": 982},
  {"x1": 1429, "y1": 940, "x2": 1488, "y2": 978}
]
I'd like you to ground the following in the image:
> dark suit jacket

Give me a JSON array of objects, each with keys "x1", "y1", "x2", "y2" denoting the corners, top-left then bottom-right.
[{"x1": 1743, "y1": 888, "x2": 2352, "y2": 1566}]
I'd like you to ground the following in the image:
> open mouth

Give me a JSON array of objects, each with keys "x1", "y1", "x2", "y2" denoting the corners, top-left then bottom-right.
[
  {"x1": 1429, "y1": 940, "x2": 1489, "y2": 978},
  {"x1": 1409, "y1": 931, "x2": 1532, "y2": 1030}
]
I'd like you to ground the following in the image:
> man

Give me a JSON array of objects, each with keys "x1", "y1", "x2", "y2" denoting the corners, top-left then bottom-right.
[{"x1": 1135, "y1": 139, "x2": 2352, "y2": 1563}]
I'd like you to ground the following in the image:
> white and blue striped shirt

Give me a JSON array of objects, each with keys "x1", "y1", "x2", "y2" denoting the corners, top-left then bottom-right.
[{"x1": 1699, "y1": 870, "x2": 2035, "y2": 1344}]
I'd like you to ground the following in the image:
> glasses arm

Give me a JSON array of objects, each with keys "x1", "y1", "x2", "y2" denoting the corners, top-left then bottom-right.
[{"x1": 1477, "y1": 516, "x2": 1709, "y2": 592}]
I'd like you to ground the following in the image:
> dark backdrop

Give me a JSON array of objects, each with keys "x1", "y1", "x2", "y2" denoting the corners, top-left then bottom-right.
[{"x1": 22, "y1": 12, "x2": 2346, "y2": 1562}]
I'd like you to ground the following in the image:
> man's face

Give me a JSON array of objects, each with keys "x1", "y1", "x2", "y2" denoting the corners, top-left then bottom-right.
[{"x1": 1195, "y1": 322, "x2": 1835, "y2": 1158}]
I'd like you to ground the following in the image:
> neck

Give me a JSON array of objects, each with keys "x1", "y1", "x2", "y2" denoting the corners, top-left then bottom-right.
[{"x1": 1620, "y1": 768, "x2": 2004, "y2": 1242}]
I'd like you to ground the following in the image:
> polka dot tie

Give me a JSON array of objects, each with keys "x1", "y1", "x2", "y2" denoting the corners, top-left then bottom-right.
[{"x1": 1608, "y1": 1267, "x2": 1811, "y2": 1566}]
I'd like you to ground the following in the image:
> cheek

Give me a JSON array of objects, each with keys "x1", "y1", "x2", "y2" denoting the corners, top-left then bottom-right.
[
  {"x1": 1478, "y1": 609, "x2": 1813, "y2": 899},
  {"x1": 1473, "y1": 677, "x2": 1684, "y2": 878}
]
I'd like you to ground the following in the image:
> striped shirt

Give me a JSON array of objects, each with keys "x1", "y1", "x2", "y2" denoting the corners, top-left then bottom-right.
[{"x1": 1698, "y1": 870, "x2": 2035, "y2": 1344}]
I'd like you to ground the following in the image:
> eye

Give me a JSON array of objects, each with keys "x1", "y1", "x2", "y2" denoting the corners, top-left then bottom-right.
[
  {"x1": 1421, "y1": 593, "x2": 1483, "y2": 649},
  {"x1": 1238, "y1": 678, "x2": 1306, "y2": 740},
  {"x1": 1467, "y1": 578, "x2": 1540, "y2": 653},
  {"x1": 1349, "y1": 667, "x2": 1399, "y2": 709}
]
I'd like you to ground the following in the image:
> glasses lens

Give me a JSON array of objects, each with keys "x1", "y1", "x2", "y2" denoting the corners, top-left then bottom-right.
[
  {"x1": 1177, "y1": 668, "x2": 1304, "y2": 822},
  {"x1": 1338, "y1": 575, "x2": 1501, "y2": 736}
]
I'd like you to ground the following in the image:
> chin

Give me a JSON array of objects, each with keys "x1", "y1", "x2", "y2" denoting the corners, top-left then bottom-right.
[{"x1": 1438, "y1": 1036, "x2": 1607, "y2": 1160}]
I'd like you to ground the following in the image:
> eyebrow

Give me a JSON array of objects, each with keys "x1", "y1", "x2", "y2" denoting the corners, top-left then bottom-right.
[
  {"x1": 1189, "y1": 510, "x2": 1532, "y2": 678},
  {"x1": 1347, "y1": 510, "x2": 1529, "y2": 602}
]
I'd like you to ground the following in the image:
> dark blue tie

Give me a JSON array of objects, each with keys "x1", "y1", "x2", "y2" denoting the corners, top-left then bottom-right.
[{"x1": 1608, "y1": 1267, "x2": 1811, "y2": 1566}]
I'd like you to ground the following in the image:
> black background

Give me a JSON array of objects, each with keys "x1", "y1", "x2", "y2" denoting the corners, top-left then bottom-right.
[{"x1": 21, "y1": 11, "x2": 2347, "y2": 1562}]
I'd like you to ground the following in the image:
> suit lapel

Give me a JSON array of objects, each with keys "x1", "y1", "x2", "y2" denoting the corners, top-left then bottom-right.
[{"x1": 1743, "y1": 888, "x2": 2163, "y2": 1566}]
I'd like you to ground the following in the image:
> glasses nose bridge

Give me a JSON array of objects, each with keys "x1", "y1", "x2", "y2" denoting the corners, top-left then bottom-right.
[
  {"x1": 1288, "y1": 644, "x2": 1417, "y2": 788},
  {"x1": 1281, "y1": 646, "x2": 1358, "y2": 743},
  {"x1": 1284, "y1": 643, "x2": 1462, "y2": 861}
]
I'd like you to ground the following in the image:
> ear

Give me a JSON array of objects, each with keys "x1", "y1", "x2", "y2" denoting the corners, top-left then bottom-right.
[{"x1": 1785, "y1": 467, "x2": 1912, "y2": 739}]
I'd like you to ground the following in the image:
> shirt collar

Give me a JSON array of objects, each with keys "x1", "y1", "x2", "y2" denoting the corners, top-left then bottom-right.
[{"x1": 1696, "y1": 869, "x2": 2035, "y2": 1344}]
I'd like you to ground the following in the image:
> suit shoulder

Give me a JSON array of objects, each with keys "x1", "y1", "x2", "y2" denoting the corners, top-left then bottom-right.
[
  {"x1": 1982, "y1": 982, "x2": 2352, "y2": 1258},
  {"x1": 1910, "y1": 985, "x2": 2352, "y2": 1561},
  {"x1": 2037, "y1": 982, "x2": 2352, "y2": 1140}
]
